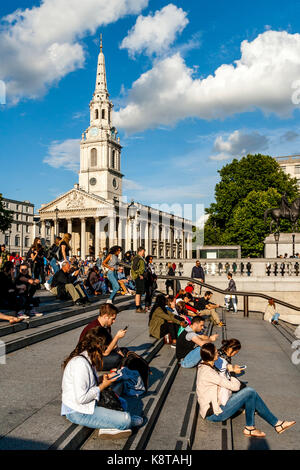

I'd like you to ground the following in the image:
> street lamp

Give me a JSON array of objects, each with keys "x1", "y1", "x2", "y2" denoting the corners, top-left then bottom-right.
[
  {"x1": 175, "y1": 238, "x2": 181, "y2": 259},
  {"x1": 128, "y1": 200, "x2": 137, "y2": 252},
  {"x1": 274, "y1": 231, "x2": 280, "y2": 258},
  {"x1": 292, "y1": 233, "x2": 296, "y2": 258},
  {"x1": 54, "y1": 206, "x2": 59, "y2": 237}
]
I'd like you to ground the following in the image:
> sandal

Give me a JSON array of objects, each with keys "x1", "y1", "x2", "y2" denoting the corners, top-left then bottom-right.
[
  {"x1": 243, "y1": 427, "x2": 266, "y2": 438},
  {"x1": 274, "y1": 421, "x2": 296, "y2": 434}
]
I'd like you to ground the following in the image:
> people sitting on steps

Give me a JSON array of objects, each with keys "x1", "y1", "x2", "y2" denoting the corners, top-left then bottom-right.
[
  {"x1": 131, "y1": 247, "x2": 146, "y2": 313},
  {"x1": 176, "y1": 315, "x2": 218, "y2": 368},
  {"x1": 197, "y1": 342, "x2": 296, "y2": 438},
  {"x1": 15, "y1": 263, "x2": 43, "y2": 317},
  {"x1": 195, "y1": 291, "x2": 224, "y2": 327},
  {"x1": 148, "y1": 294, "x2": 186, "y2": 348},
  {"x1": 50, "y1": 260, "x2": 89, "y2": 305},
  {"x1": 0, "y1": 261, "x2": 29, "y2": 319},
  {"x1": 61, "y1": 328, "x2": 143, "y2": 439},
  {"x1": 79, "y1": 303, "x2": 128, "y2": 370}
]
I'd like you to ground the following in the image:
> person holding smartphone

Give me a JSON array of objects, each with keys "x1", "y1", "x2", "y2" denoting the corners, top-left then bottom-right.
[{"x1": 61, "y1": 328, "x2": 143, "y2": 439}]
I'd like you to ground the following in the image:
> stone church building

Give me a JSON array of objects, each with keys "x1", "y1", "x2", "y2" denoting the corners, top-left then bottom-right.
[{"x1": 39, "y1": 38, "x2": 193, "y2": 259}]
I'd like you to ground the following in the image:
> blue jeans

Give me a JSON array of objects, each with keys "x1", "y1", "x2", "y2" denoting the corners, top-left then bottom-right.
[
  {"x1": 272, "y1": 313, "x2": 280, "y2": 322},
  {"x1": 66, "y1": 406, "x2": 132, "y2": 430},
  {"x1": 48, "y1": 258, "x2": 59, "y2": 285},
  {"x1": 206, "y1": 386, "x2": 278, "y2": 427},
  {"x1": 107, "y1": 270, "x2": 120, "y2": 301},
  {"x1": 181, "y1": 347, "x2": 201, "y2": 368}
]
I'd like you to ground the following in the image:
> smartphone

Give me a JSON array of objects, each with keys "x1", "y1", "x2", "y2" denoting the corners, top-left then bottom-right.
[
  {"x1": 111, "y1": 372, "x2": 122, "y2": 380},
  {"x1": 239, "y1": 365, "x2": 247, "y2": 370},
  {"x1": 123, "y1": 325, "x2": 128, "y2": 330}
]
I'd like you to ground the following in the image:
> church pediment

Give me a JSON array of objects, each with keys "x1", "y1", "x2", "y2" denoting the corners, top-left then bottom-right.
[{"x1": 39, "y1": 188, "x2": 113, "y2": 215}]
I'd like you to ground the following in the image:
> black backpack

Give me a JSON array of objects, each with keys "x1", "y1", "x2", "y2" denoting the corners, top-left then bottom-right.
[{"x1": 121, "y1": 351, "x2": 150, "y2": 392}]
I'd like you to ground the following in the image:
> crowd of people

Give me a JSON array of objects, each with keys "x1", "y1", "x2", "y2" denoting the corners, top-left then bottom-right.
[{"x1": 1, "y1": 240, "x2": 296, "y2": 440}]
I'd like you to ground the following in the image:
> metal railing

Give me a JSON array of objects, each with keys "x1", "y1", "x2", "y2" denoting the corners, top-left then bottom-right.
[{"x1": 156, "y1": 275, "x2": 300, "y2": 318}]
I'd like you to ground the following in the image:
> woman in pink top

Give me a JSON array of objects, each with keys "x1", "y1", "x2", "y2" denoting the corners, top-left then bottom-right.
[{"x1": 197, "y1": 343, "x2": 295, "y2": 438}]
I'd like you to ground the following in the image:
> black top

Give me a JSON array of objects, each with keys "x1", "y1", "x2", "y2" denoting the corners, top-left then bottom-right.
[
  {"x1": 51, "y1": 269, "x2": 74, "y2": 288},
  {"x1": 194, "y1": 296, "x2": 208, "y2": 311},
  {"x1": 59, "y1": 241, "x2": 70, "y2": 261},
  {"x1": 28, "y1": 247, "x2": 45, "y2": 266},
  {"x1": 0, "y1": 272, "x2": 16, "y2": 300},
  {"x1": 176, "y1": 329, "x2": 196, "y2": 360},
  {"x1": 191, "y1": 266, "x2": 205, "y2": 281}
]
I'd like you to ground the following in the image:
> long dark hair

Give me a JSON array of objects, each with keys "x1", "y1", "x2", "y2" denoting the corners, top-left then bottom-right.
[
  {"x1": 109, "y1": 245, "x2": 122, "y2": 255},
  {"x1": 200, "y1": 343, "x2": 216, "y2": 362},
  {"x1": 220, "y1": 338, "x2": 241, "y2": 355},
  {"x1": 62, "y1": 328, "x2": 106, "y2": 371},
  {"x1": 148, "y1": 294, "x2": 168, "y2": 325}
]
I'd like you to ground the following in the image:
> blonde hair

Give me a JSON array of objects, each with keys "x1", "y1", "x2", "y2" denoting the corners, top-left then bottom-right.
[{"x1": 59, "y1": 233, "x2": 72, "y2": 248}]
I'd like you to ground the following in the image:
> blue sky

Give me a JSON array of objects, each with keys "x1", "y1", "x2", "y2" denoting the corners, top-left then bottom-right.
[{"x1": 1, "y1": 0, "x2": 300, "y2": 222}]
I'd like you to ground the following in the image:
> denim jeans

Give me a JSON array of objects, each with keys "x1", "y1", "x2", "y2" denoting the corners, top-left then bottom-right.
[
  {"x1": 48, "y1": 258, "x2": 59, "y2": 285},
  {"x1": 107, "y1": 270, "x2": 120, "y2": 301},
  {"x1": 272, "y1": 313, "x2": 280, "y2": 322},
  {"x1": 66, "y1": 405, "x2": 132, "y2": 430},
  {"x1": 225, "y1": 295, "x2": 237, "y2": 312},
  {"x1": 181, "y1": 347, "x2": 201, "y2": 368},
  {"x1": 206, "y1": 386, "x2": 278, "y2": 427}
]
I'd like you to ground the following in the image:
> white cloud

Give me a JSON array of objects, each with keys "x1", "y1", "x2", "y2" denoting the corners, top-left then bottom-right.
[
  {"x1": 44, "y1": 139, "x2": 80, "y2": 172},
  {"x1": 0, "y1": 0, "x2": 148, "y2": 103},
  {"x1": 120, "y1": 4, "x2": 188, "y2": 57},
  {"x1": 123, "y1": 179, "x2": 203, "y2": 203},
  {"x1": 123, "y1": 178, "x2": 143, "y2": 190},
  {"x1": 114, "y1": 30, "x2": 300, "y2": 133},
  {"x1": 210, "y1": 130, "x2": 269, "y2": 160}
]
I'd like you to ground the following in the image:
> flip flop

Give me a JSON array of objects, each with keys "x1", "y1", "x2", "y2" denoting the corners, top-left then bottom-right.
[{"x1": 274, "y1": 421, "x2": 296, "y2": 434}]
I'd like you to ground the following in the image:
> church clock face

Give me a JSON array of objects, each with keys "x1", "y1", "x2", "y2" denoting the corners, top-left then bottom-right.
[
  {"x1": 90, "y1": 177, "x2": 97, "y2": 186},
  {"x1": 90, "y1": 127, "x2": 99, "y2": 137},
  {"x1": 112, "y1": 178, "x2": 118, "y2": 189}
]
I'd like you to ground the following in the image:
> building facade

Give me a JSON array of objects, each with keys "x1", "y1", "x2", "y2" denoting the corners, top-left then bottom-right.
[
  {"x1": 276, "y1": 155, "x2": 300, "y2": 190},
  {"x1": 39, "y1": 38, "x2": 193, "y2": 259},
  {"x1": 0, "y1": 198, "x2": 36, "y2": 256}
]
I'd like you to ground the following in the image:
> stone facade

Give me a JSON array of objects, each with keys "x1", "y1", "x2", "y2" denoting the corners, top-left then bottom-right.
[
  {"x1": 39, "y1": 38, "x2": 193, "y2": 259},
  {"x1": 0, "y1": 198, "x2": 35, "y2": 256}
]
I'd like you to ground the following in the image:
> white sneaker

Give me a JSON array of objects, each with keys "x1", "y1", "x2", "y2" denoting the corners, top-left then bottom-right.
[
  {"x1": 106, "y1": 299, "x2": 113, "y2": 304},
  {"x1": 29, "y1": 308, "x2": 43, "y2": 317},
  {"x1": 44, "y1": 282, "x2": 51, "y2": 291},
  {"x1": 17, "y1": 311, "x2": 30, "y2": 320},
  {"x1": 98, "y1": 428, "x2": 132, "y2": 440}
]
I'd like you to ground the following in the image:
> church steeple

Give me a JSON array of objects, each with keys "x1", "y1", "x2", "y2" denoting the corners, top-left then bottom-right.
[
  {"x1": 95, "y1": 34, "x2": 108, "y2": 98},
  {"x1": 79, "y1": 35, "x2": 123, "y2": 202}
]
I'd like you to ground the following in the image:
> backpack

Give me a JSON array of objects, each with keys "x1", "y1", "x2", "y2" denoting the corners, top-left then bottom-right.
[{"x1": 120, "y1": 351, "x2": 150, "y2": 392}]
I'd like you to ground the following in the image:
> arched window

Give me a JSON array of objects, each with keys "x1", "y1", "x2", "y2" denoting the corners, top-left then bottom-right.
[
  {"x1": 102, "y1": 109, "x2": 105, "y2": 119},
  {"x1": 111, "y1": 150, "x2": 115, "y2": 169},
  {"x1": 91, "y1": 148, "x2": 97, "y2": 167},
  {"x1": 95, "y1": 109, "x2": 99, "y2": 119}
]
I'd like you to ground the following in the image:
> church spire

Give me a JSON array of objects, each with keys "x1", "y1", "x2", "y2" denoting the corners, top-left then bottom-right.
[{"x1": 95, "y1": 34, "x2": 108, "y2": 96}]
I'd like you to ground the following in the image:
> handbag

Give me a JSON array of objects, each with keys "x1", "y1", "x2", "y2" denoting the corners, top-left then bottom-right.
[
  {"x1": 79, "y1": 354, "x2": 124, "y2": 411},
  {"x1": 97, "y1": 387, "x2": 124, "y2": 411}
]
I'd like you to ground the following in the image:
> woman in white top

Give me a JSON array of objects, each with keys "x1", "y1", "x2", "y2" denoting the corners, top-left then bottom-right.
[
  {"x1": 197, "y1": 343, "x2": 295, "y2": 438},
  {"x1": 61, "y1": 328, "x2": 143, "y2": 439}
]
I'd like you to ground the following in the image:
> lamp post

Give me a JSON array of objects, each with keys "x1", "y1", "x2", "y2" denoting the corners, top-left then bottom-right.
[
  {"x1": 128, "y1": 200, "x2": 137, "y2": 253},
  {"x1": 54, "y1": 207, "x2": 59, "y2": 237},
  {"x1": 292, "y1": 233, "x2": 296, "y2": 258},
  {"x1": 274, "y1": 231, "x2": 280, "y2": 258}
]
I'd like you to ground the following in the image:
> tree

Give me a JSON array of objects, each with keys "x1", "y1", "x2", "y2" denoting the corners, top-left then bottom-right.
[
  {"x1": 0, "y1": 194, "x2": 13, "y2": 233},
  {"x1": 204, "y1": 154, "x2": 299, "y2": 257}
]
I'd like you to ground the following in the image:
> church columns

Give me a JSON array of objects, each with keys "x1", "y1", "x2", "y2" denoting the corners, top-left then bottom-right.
[
  {"x1": 144, "y1": 220, "x2": 149, "y2": 253},
  {"x1": 50, "y1": 224, "x2": 55, "y2": 245},
  {"x1": 95, "y1": 217, "x2": 100, "y2": 258},
  {"x1": 80, "y1": 218, "x2": 86, "y2": 259},
  {"x1": 41, "y1": 220, "x2": 46, "y2": 240},
  {"x1": 67, "y1": 219, "x2": 72, "y2": 235}
]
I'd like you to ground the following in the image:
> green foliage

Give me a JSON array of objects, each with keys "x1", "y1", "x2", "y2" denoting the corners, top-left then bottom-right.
[
  {"x1": 0, "y1": 194, "x2": 13, "y2": 233},
  {"x1": 204, "y1": 154, "x2": 299, "y2": 257}
]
